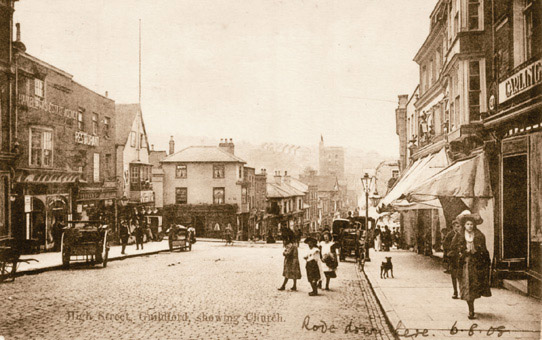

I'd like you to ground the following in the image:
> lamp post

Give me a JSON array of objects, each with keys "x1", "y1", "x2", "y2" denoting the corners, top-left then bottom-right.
[{"x1": 361, "y1": 173, "x2": 372, "y2": 262}]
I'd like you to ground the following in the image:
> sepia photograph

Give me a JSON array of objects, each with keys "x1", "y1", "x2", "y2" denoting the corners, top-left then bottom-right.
[{"x1": 0, "y1": 0, "x2": 541, "y2": 339}]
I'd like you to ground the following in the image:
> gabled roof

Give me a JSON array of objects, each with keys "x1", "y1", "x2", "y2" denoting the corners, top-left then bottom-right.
[
  {"x1": 115, "y1": 104, "x2": 150, "y2": 148},
  {"x1": 160, "y1": 146, "x2": 246, "y2": 163},
  {"x1": 286, "y1": 177, "x2": 309, "y2": 193}
]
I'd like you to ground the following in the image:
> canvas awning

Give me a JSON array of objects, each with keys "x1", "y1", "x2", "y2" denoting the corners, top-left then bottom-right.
[
  {"x1": 407, "y1": 151, "x2": 493, "y2": 201},
  {"x1": 14, "y1": 170, "x2": 85, "y2": 184},
  {"x1": 379, "y1": 147, "x2": 449, "y2": 209}
]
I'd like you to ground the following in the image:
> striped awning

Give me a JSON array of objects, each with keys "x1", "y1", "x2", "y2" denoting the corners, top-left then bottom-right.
[{"x1": 14, "y1": 170, "x2": 85, "y2": 184}]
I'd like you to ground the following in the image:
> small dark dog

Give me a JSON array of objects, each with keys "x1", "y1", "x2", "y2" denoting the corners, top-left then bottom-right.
[{"x1": 380, "y1": 257, "x2": 394, "y2": 279}]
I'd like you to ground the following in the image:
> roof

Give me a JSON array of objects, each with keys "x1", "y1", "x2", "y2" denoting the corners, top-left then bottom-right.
[
  {"x1": 160, "y1": 146, "x2": 246, "y2": 163},
  {"x1": 285, "y1": 177, "x2": 308, "y2": 193},
  {"x1": 115, "y1": 104, "x2": 150, "y2": 148},
  {"x1": 149, "y1": 150, "x2": 167, "y2": 168},
  {"x1": 267, "y1": 181, "x2": 306, "y2": 199}
]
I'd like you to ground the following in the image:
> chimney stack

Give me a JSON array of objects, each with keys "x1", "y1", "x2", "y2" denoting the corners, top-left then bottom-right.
[
  {"x1": 105, "y1": 91, "x2": 109, "y2": 98},
  {"x1": 13, "y1": 23, "x2": 26, "y2": 52},
  {"x1": 219, "y1": 138, "x2": 235, "y2": 154},
  {"x1": 169, "y1": 136, "x2": 175, "y2": 155},
  {"x1": 274, "y1": 171, "x2": 282, "y2": 185}
]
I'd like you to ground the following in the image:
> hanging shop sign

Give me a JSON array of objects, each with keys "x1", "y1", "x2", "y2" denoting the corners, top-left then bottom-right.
[
  {"x1": 75, "y1": 131, "x2": 99, "y2": 146},
  {"x1": 499, "y1": 58, "x2": 542, "y2": 104}
]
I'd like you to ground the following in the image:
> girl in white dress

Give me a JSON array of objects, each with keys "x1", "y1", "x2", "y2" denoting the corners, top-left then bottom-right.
[{"x1": 319, "y1": 231, "x2": 338, "y2": 290}]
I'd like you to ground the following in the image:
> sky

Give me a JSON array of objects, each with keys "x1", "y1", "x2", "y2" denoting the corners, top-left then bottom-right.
[{"x1": 13, "y1": 0, "x2": 437, "y2": 158}]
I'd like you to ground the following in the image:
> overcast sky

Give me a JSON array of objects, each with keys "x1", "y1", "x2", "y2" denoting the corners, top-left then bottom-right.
[{"x1": 14, "y1": 0, "x2": 436, "y2": 157}]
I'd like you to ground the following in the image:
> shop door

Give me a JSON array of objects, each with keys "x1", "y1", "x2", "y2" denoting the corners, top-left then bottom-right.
[
  {"x1": 194, "y1": 216, "x2": 205, "y2": 237},
  {"x1": 502, "y1": 155, "x2": 528, "y2": 260}
]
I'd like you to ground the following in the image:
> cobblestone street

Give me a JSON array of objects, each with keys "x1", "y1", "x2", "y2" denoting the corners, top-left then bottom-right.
[{"x1": 0, "y1": 242, "x2": 394, "y2": 340}]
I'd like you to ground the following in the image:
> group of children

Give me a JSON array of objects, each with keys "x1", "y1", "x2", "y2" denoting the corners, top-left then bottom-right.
[{"x1": 279, "y1": 228, "x2": 338, "y2": 296}]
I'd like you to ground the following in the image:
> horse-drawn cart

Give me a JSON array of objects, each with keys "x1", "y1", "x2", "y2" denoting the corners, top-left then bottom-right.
[
  {"x1": 61, "y1": 221, "x2": 109, "y2": 268},
  {"x1": 0, "y1": 238, "x2": 38, "y2": 282}
]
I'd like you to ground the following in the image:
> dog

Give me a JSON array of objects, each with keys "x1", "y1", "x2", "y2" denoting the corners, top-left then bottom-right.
[{"x1": 380, "y1": 257, "x2": 394, "y2": 279}]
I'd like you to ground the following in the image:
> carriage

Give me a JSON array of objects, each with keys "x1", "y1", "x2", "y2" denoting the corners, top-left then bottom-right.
[
  {"x1": 61, "y1": 220, "x2": 109, "y2": 268},
  {"x1": 0, "y1": 238, "x2": 38, "y2": 282},
  {"x1": 167, "y1": 225, "x2": 192, "y2": 252}
]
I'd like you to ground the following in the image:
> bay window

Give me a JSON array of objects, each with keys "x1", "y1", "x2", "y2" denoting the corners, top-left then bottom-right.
[
  {"x1": 468, "y1": 0, "x2": 482, "y2": 30},
  {"x1": 468, "y1": 60, "x2": 481, "y2": 121}
]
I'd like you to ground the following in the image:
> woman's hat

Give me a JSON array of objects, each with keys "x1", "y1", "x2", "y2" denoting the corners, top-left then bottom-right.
[
  {"x1": 304, "y1": 237, "x2": 318, "y2": 244},
  {"x1": 457, "y1": 210, "x2": 483, "y2": 225}
]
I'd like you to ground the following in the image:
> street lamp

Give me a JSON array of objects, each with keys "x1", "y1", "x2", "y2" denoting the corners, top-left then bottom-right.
[{"x1": 361, "y1": 173, "x2": 372, "y2": 262}]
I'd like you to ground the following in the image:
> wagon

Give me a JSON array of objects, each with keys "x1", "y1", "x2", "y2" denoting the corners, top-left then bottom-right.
[
  {"x1": 168, "y1": 225, "x2": 191, "y2": 252},
  {"x1": 61, "y1": 220, "x2": 109, "y2": 268},
  {"x1": 0, "y1": 238, "x2": 38, "y2": 282}
]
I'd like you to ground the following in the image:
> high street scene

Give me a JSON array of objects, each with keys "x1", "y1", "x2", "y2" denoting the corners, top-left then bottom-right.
[{"x1": 0, "y1": 0, "x2": 541, "y2": 339}]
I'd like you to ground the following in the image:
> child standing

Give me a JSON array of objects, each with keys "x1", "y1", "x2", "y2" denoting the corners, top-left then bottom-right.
[{"x1": 304, "y1": 237, "x2": 321, "y2": 296}]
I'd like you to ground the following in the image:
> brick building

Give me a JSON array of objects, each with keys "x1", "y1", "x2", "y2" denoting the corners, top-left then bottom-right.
[{"x1": 10, "y1": 49, "x2": 116, "y2": 251}]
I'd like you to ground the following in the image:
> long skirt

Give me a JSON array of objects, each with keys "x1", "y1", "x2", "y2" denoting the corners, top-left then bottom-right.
[
  {"x1": 459, "y1": 255, "x2": 491, "y2": 301},
  {"x1": 306, "y1": 260, "x2": 320, "y2": 282}
]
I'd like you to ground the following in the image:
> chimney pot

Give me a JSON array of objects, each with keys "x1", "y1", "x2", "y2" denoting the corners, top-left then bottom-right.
[
  {"x1": 105, "y1": 91, "x2": 108, "y2": 97},
  {"x1": 16, "y1": 23, "x2": 21, "y2": 42}
]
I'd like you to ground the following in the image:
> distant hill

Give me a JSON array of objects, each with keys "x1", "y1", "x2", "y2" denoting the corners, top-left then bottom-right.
[{"x1": 147, "y1": 133, "x2": 397, "y2": 180}]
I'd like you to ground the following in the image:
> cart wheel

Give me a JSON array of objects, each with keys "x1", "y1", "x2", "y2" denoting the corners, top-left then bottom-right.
[{"x1": 0, "y1": 259, "x2": 17, "y2": 282}]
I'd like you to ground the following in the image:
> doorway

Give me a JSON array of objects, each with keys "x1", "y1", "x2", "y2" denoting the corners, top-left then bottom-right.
[{"x1": 502, "y1": 154, "x2": 528, "y2": 260}]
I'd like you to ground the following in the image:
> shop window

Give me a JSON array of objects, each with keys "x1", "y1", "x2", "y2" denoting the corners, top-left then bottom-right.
[
  {"x1": 175, "y1": 187, "x2": 187, "y2": 204},
  {"x1": 92, "y1": 113, "x2": 98, "y2": 135},
  {"x1": 175, "y1": 164, "x2": 187, "y2": 178},
  {"x1": 213, "y1": 187, "x2": 225, "y2": 204},
  {"x1": 30, "y1": 128, "x2": 53, "y2": 167},
  {"x1": 104, "y1": 117, "x2": 111, "y2": 138},
  {"x1": 469, "y1": 60, "x2": 481, "y2": 121},
  {"x1": 130, "y1": 166, "x2": 139, "y2": 185},
  {"x1": 34, "y1": 78, "x2": 44, "y2": 98},
  {"x1": 77, "y1": 109, "x2": 85, "y2": 131},
  {"x1": 213, "y1": 164, "x2": 225, "y2": 178}
]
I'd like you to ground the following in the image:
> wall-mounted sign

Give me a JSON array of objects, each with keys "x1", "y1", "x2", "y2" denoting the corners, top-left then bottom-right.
[
  {"x1": 24, "y1": 195, "x2": 32, "y2": 212},
  {"x1": 498, "y1": 59, "x2": 542, "y2": 104},
  {"x1": 75, "y1": 131, "x2": 99, "y2": 146},
  {"x1": 140, "y1": 191, "x2": 154, "y2": 203},
  {"x1": 18, "y1": 94, "x2": 78, "y2": 120}
]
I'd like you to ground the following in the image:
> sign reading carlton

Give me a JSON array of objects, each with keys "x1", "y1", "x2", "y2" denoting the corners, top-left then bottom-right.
[{"x1": 498, "y1": 58, "x2": 542, "y2": 104}]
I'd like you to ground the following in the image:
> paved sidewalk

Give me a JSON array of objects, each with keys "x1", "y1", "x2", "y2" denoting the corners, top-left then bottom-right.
[
  {"x1": 363, "y1": 249, "x2": 541, "y2": 339},
  {"x1": 15, "y1": 237, "x2": 258, "y2": 274}
]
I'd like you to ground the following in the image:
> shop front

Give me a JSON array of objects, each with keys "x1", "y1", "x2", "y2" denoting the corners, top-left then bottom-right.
[
  {"x1": 11, "y1": 170, "x2": 82, "y2": 253},
  {"x1": 485, "y1": 56, "x2": 542, "y2": 298},
  {"x1": 75, "y1": 186, "x2": 118, "y2": 227}
]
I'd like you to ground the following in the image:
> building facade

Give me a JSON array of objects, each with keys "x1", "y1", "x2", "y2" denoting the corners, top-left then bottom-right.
[
  {"x1": 266, "y1": 171, "x2": 307, "y2": 236},
  {"x1": 160, "y1": 140, "x2": 248, "y2": 238},
  {"x1": 11, "y1": 50, "x2": 117, "y2": 252},
  {"x1": 0, "y1": 0, "x2": 17, "y2": 240},
  {"x1": 115, "y1": 104, "x2": 154, "y2": 224},
  {"x1": 484, "y1": 0, "x2": 541, "y2": 298}
]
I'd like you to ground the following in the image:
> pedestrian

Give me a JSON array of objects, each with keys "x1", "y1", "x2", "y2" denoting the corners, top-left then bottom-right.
[
  {"x1": 303, "y1": 237, "x2": 321, "y2": 296},
  {"x1": 134, "y1": 220, "x2": 144, "y2": 250},
  {"x1": 119, "y1": 220, "x2": 130, "y2": 255},
  {"x1": 449, "y1": 211, "x2": 491, "y2": 320},
  {"x1": 444, "y1": 220, "x2": 461, "y2": 298},
  {"x1": 382, "y1": 225, "x2": 392, "y2": 251},
  {"x1": 374, "y1": 226, "x2": 382, "y2": 251},
  {"x1": 278, "y1": 228, "x2": 301, "y2": 291},
  {"x1": 319, "y1": 230, "x2": 338, "y2": 290},
  {"x1": 225, "y1": 224, "x2": 233, "y2": 246},
  {"x1": 188, "y1": 226, "x2": 196, "y2": 244},
  {"x1": 52, "y1": 220, "x2": 64, "y2": 252}
]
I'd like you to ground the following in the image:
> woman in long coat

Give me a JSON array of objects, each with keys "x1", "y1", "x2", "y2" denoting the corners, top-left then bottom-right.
[
  {"x1": 449, "y1": 212, "x2": 491, "y2": 319},
  {"x1": 278, "y1": 228, "x2": 301, "y2": 291}
]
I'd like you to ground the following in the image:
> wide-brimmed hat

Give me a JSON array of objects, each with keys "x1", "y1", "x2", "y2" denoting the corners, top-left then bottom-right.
[
  {"x1": 304, "y1": 237, "x2": 318, "y2": 244},
  {"x1": 457, "y1": 210, "x2": 483, "y2": 226}
]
